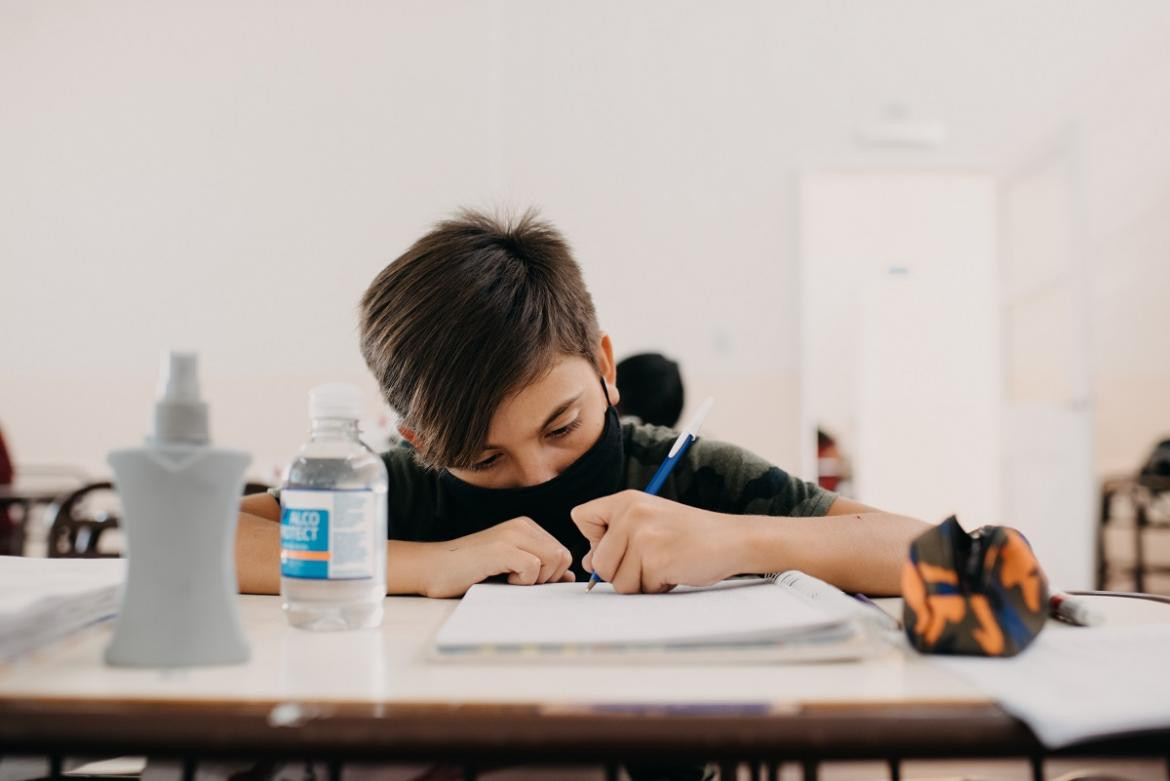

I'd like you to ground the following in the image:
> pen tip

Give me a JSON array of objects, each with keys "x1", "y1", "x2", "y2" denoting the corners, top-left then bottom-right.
[{"x1": 585, "y1": 580, "x2": 596, "y2": 592}]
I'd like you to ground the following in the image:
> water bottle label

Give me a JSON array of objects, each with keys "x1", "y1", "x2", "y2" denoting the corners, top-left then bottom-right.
[{"x1": 280, "y1": 489, "x2": 378, "y2": 580}]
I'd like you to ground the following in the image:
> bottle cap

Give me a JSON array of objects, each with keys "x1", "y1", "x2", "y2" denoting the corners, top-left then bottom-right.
[
  {"x1": 309, "y1": 383, "x2": 363, "y2": 420},
  {"x1": 153, "y1": 351, "x2": 210, "y2": 445}
]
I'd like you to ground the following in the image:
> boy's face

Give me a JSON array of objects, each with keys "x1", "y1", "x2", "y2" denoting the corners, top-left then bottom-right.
[{"x1": 404, "y1": 335, "x2": 620, "y2": 489}]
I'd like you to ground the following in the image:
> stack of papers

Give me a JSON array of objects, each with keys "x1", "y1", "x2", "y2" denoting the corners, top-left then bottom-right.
[
  {"x1": 931, "y1": 622, "x2": 1170, "y2": 748},
  {"x1": 434, "y1": 577, "x2": 878, "y2": 663},
  {"x1": 0, "y1": 556, "x2": 125, "y2": 661}
]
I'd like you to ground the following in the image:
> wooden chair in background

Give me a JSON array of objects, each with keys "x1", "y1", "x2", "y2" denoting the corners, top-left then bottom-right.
[{"x1": 45, "y1": 481, "x2": 272, "y2": 558}]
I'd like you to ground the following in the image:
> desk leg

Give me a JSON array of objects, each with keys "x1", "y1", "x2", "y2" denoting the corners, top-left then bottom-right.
[
  {"x1": 1136, "y1": 505, "x2": 1149, "y2": 593},
  {"x1": 888, "y1": 759, "x2": 900, "y2": 781},
  {"x1": 1098, "y1": 487, "x2": 1113, "y2": 590},
  {"x1": 719, "y1": 761, "x2": 737, "y2": 779},
  {"x1": 801, "y1": 760, "x2": 818, "y2": 781},
  {"x1": 1029, "y1": 754, "x2": 1044, "y2": 781},
  {"x1": 0, "y1": 499, "x2": 27, "y2": 556},
  {"x1": 48, "y1": 755, "x2": 62, "y2": 780}
]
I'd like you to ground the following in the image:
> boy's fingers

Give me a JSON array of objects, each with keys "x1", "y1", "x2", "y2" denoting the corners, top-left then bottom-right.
[
  {"x1": 559, "y1": 570, "x2": 576, "y2": 583},
  {"x1": 509, "y1": 517, "x2": 563, "y2": 547},
  {"x1": 535, "y1": 556, "x2": 557, "y2": 585},
  {"x1": 509, "y1": 519, "x2": 575, "y2": 583},
  {"x1": 570, "y1": 493, "x2": 624, "y2": 542},
  {"x1": 610, "y1": 546, "x2": 643, "y2": 595},
  {"x1": 512, "y1": 534, "x2": 572, "y2": 585},
  {"x1": 552, "y1": 548, "x2": 573, "y2": 583},
  {"x1": 590, "y1": 522, "x2": 629, "y2": 584},
  {"x1": 581, "y1": 548, "x2": 594, "y2": 572},
  {"x1": 502, "y1": 548, "x2": 541, "y2": 586},
  {"x1": 537, "y1": 547, "x2": 572, "y2": 585},
  {"x1": 642, "y1": 570, "x2": 671, "y2": 594},
  {"x1": 500, "y1": 519, "x2": 566, "y2": 579}
]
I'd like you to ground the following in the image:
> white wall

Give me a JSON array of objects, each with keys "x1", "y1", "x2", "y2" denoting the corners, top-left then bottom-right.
[
  {"x1": 1, "y1": 0, "x2": 1168, "y2": 490},
  {"x1": 999, "y1": 143, "x2": 1096, "y2": 589},
  {"x1": 1078, "y1": 42, "x2": 1170, "y2": 476},
  {"x1": 1, "y1": 2, "x2": 504, "y2": 480},
  {"x1": 0, "y1": 1, "x2": 813, "y2": 481},
  {"x1": 493, "y1": 2, "x2": 809, "y2": 470},
  {"x1": 1001, "y1": 31, "x2": 1170, "y2": 479}
]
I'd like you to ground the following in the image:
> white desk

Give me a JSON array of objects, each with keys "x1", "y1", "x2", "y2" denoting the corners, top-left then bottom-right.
[{"x1": 0, "y1": 594, "x2": 1167, "y2": 768}]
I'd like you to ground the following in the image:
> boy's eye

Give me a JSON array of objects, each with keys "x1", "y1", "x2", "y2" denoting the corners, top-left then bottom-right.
[
  {"x1": 469, "y1": 453, "x2": 500, "y2": 472},
  {"x1": 547, "y1": 418, "x2": 583, "y2": 440},
  {"x1": 466, "y1": 418, "x2": 582, "y2": 471}
]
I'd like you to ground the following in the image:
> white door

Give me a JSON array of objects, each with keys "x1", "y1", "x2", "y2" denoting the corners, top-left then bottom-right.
[
  {"x1": 799, "y1": 172, "x2": 1001, "y2": 527},
  {"x1": 999, "y1": 140, "x2": 1096, "y2": 590}
]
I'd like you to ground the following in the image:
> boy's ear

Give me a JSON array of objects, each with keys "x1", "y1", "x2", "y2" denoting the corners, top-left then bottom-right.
[
  {"x1": 397, "y1": 425, "x2": 421, "y2": 448},
  {"x1": 597, "y1": 333, "x2": 621, "y2": 407}
]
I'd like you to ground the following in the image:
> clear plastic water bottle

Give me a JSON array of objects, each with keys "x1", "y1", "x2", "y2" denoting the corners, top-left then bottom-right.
[{"x1": 280, "y1": 383, "x2": 387, "y2": 630}]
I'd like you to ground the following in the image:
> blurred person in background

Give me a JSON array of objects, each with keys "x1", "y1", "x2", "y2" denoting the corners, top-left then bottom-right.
[
  {"x1": 0, "y1": 424, "x2": 12, "y2": 486},
  {"x1": 0, "y1": 423, "x2": 16, "y2": 554},
  {"x1": 817, "y1": 428, "x2": 844, "y2": 493},
  {"x1": 615, "y1": 352, "x2": 685, "y2": 429}
]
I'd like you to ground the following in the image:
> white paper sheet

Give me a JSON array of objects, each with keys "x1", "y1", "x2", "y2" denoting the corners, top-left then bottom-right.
[
  {"x1": 434, "y1": 578, "x2": 847, "y2": 651},
  {"x1": 0, "y1": 555, "x2": 125, "y2": 661},
  {"x1": 932, "y1": 622, "x2": 1170, "y2": 748}
]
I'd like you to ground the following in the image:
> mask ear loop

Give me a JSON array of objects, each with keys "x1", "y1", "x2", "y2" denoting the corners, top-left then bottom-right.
[{"x1": 600, "y1": 376, "x2": 617, "y2": 412}]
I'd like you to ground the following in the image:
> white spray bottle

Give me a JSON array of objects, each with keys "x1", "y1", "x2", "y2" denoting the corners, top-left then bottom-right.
[{"x1": 105, "y1": 351, "x2": 251, "y2": 667}]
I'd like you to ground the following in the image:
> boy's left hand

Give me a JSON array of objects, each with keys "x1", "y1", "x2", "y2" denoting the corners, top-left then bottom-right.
[{"x1": 570, "y1": 490, "x2": 747, "y2": 594}]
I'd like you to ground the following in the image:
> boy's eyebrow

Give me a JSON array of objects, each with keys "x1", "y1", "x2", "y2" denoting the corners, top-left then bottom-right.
[{"x1": 481, "y1": 392, "x2": 583, "y2": 452}]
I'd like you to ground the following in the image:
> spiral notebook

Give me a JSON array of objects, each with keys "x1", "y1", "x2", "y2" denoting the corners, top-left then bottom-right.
[{"x1": 433, "y1": 572, "x2": 889, "y2": 664}]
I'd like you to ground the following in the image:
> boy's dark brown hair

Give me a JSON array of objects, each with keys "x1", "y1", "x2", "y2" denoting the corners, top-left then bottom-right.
[{"x1": 359, "y1": 209, "x2": 601, "y2": 469}]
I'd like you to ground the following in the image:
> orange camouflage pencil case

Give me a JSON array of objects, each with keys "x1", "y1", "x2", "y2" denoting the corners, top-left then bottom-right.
[{"x1": 902, "y1": 516, "x2": 1048, "y2": 656}]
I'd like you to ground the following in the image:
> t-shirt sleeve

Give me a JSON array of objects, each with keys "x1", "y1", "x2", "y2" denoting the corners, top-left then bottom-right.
[
  {"x1": 675, "y1": 437, "x2": 837, "y2": 517},
  {"x1": 383, "y1": 443, "x2": 453, "y2": 542}
]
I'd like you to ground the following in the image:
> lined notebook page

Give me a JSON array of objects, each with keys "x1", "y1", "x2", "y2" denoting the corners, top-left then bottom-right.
[{"x1": 435, "y1": 578, "x2": 845, "y2": 650}]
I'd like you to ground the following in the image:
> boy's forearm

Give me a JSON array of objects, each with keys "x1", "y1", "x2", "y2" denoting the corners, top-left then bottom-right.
[
  {"x1": 734, "y1": 512, "x2": 930, "y2": 596},
  {"x1": 386, "y1": 540, "x2": 441, "y2": 595},
  {"x1": 234, "y1": 511, "x2": 437, "y2": 596},
  {"x1": 236, "y1": 512, "x2": 282, "y2": 594}
]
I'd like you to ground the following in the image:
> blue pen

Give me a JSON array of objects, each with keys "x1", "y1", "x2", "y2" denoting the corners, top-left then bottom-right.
[{"x1": 586, "y1": 397, "x2": 715, "y2": 591}]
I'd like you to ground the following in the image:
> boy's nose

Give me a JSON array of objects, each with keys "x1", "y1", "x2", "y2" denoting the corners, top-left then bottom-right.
[{"x1": 514, "y1": 458, "x2": 559, "y2": 488}]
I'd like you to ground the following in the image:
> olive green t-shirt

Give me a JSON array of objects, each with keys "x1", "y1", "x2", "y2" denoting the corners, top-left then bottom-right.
[{"x1": 382, "y1": 421, "x2": 837, "y2": 542}]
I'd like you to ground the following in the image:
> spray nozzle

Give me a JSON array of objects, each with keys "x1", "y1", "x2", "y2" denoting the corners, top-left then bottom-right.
[
  {"x1": 159, "y1": 352, "x2": 201, "y2": 404},
  {"x1": 153, "y1": 351, "x2": 210, "y2": 445}
]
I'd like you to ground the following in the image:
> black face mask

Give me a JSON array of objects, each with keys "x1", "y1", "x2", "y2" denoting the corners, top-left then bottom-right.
[{"x1": 435, "y1": 382, "x2": 625, "y2": 580}]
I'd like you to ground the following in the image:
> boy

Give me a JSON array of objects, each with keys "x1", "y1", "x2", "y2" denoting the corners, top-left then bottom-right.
[{"x1": 235, "y1": 210, "x2": 928, "y2": 597}]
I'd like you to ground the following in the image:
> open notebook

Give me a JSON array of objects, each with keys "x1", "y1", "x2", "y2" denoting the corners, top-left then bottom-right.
[{"x1": 433, "y1": 571, "x2": 891, "y2": 663}]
